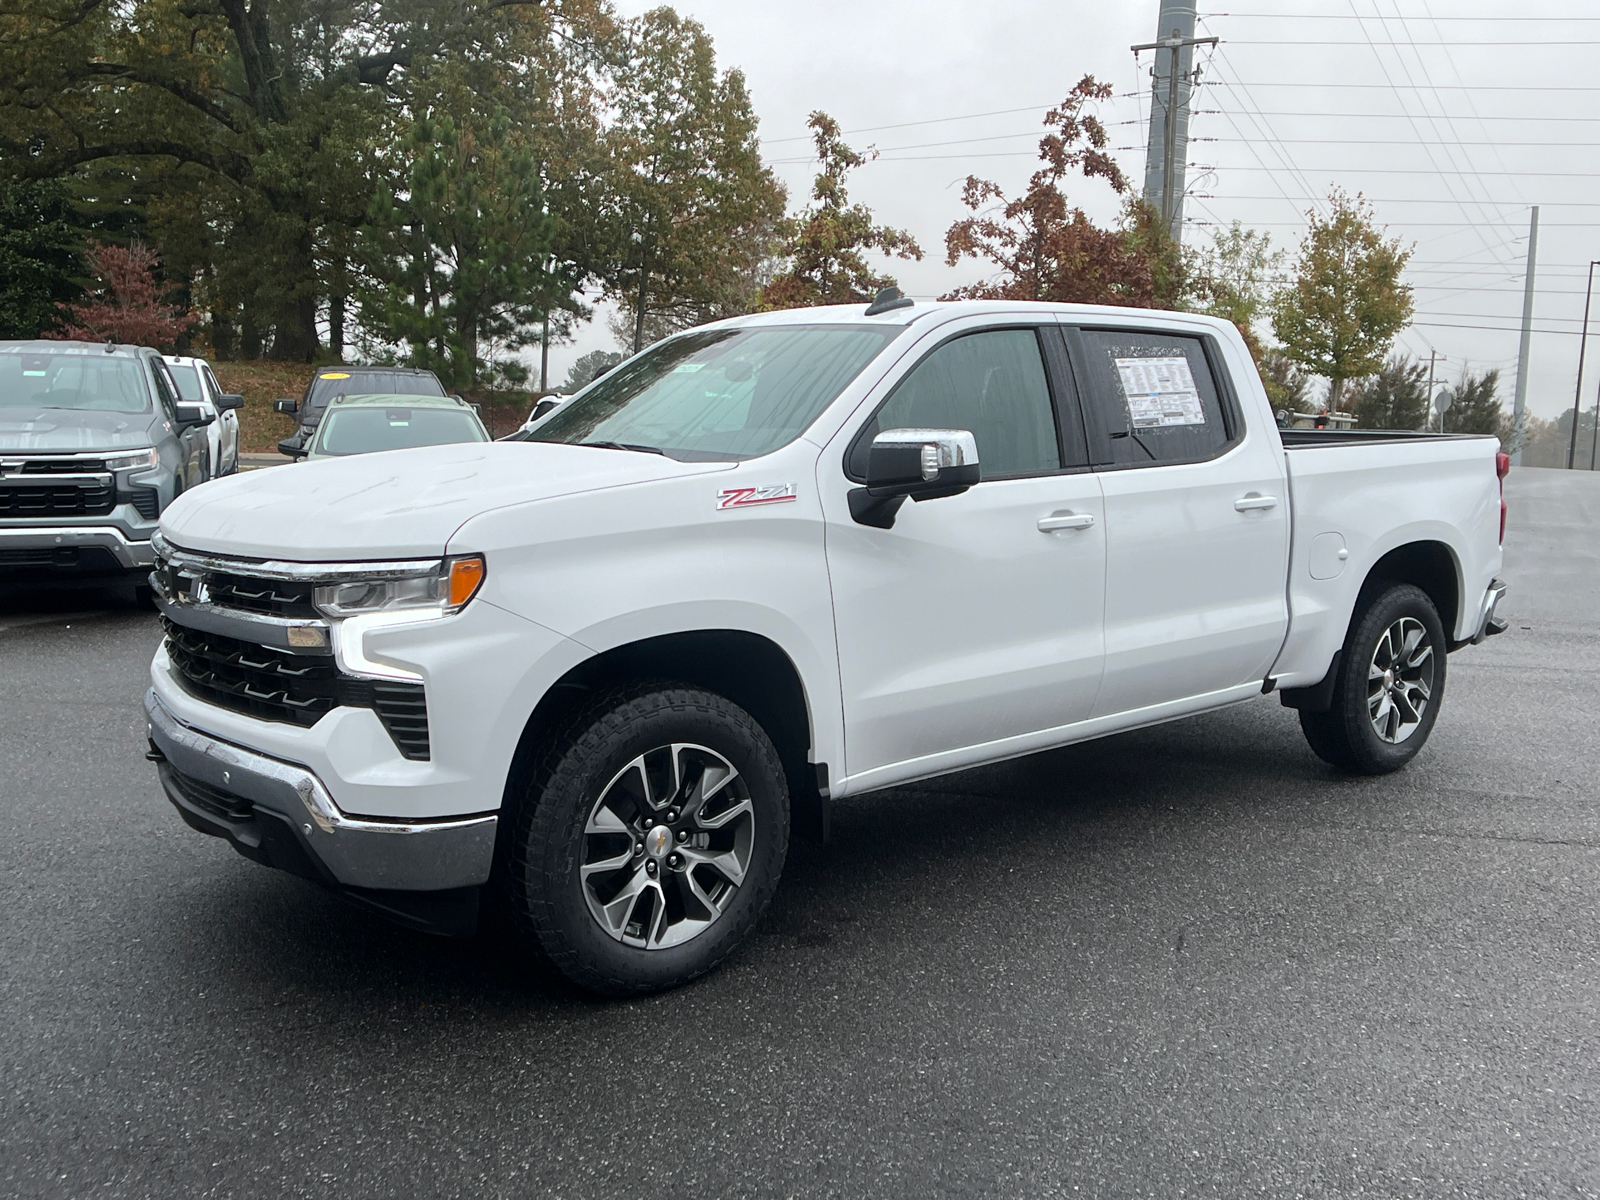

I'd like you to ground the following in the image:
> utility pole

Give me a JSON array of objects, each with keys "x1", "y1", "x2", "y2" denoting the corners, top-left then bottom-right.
[
  {"x1": 1510, "y1": 206, "x2": 1539, "y2": 465},
  {"x1": 539, "y1": 313, "x2": 550, "y2": 394},
  {"x1": 1433, "y1": 352, "x2": 1446, "y2": 432},
  {"x1": 1566, "y1": 260, "x2": 1599, "y2": 469},
  {"x1": 1133, "y1": 1, "x2": 1217, "y2": 244}
]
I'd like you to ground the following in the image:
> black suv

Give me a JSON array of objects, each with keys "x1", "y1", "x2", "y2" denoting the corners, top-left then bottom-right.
[
  {"x1": 0, "y1": 340, "x2": 239, "y2": 588},
  {"x1": 275, "y1": 366, "x2": 446, "y2": 457}
]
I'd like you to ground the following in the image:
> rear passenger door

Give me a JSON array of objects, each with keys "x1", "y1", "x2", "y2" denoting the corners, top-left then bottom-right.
[{"x1": 1062, "y1": 324, "x2": 1289, "y2": 718}]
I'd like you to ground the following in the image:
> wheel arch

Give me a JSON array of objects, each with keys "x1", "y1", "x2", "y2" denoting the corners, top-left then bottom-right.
[
  {"x1": 498, "y1": 630, "x2": 824, "y2": 856},
  {"x1": 1356, "y1": 539, "x2": 1461, "y2": 642}
]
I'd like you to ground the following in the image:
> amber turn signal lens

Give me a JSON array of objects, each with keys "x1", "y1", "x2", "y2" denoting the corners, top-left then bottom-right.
[{"x1": 447, "y1": 556, "x2": 486, "y2": 608}]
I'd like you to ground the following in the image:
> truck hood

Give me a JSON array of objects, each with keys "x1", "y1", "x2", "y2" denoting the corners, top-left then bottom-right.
[
  {"x1": 160, "y1": 441, "x2": 733, "y2": 561},
  {"x1": 0, "y1": 407, "x2": 156, "y2": 452}
]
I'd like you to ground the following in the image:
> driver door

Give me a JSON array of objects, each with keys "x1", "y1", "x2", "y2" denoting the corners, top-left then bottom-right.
[
  {"x1": 821, "y1": 321, "x2": 1107, "y2": 788},
  {"x1": 150, "y1": 358, "x2": 207, "y2": 487}
]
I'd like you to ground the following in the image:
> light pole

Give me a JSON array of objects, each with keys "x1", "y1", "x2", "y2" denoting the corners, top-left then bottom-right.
[{"x1": 1566, "y1": 259, "x2": 1600, "y2": 469}]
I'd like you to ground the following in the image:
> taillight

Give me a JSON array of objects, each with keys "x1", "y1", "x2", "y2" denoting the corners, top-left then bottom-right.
[{"x1": 1496, "y1": 452, "x2": 1510, "y2": 544}]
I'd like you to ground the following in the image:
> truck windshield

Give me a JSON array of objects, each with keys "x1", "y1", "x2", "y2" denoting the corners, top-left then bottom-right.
[
  {"x1": 314, "y1": 406, "x2": 488, "y2": 456},
  {"x1": 0, "y1": 350, "x2": 151, "y2": 413},
  {"x1": 528, "y1": 325, "x2": 901, "y2": 461}
]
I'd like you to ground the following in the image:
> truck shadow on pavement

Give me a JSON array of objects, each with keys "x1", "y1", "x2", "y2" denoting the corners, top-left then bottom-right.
[{"x1": 163, "y1": 695, "x2": 1357, "y2": 1017}]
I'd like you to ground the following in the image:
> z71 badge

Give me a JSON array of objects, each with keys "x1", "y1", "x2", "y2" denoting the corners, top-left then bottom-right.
[{"x1": 716, "y1": 483, "x2": 798, "y2": 510}]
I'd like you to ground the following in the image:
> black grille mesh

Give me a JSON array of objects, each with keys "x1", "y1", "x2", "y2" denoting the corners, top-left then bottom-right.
[
  {"x1": 162, "y1": 617, "x2": 430, "y2": 760},
  {"x1": 0, "y1": 483, "x2": 115, "y2": 516},
  {"x1": 20, "y1": 458, "x2": 107, "y2": 474},
  {"x1": 128, "y1": 487, "x2": 160, "y2": 519},
  {"x1": 164, "y1": 764, "x2": 254, "y2": 822},
  {"x1": 206, "y1": 572, "x2": 318, "y2": 619}
]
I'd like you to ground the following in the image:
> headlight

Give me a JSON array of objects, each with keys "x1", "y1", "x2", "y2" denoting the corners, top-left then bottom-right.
[
  {"x1": 312, "y1": 554, "x2": 486, "y2": 618},
  {"x1": 106, "y1": 448, "x2": 159, "y2": 471}
]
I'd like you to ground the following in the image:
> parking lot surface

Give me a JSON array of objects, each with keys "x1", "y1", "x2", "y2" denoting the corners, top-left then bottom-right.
[{"x1": 3, "y1": 468, "x2": 1598, "y2": 1199}]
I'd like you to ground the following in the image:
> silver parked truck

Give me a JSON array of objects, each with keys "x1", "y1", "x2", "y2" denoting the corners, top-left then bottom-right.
[{"x1": 0, "y1": 341, "x2": 240, "y2": 590}]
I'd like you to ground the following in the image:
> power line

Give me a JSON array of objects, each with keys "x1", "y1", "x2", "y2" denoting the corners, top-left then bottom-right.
[
  {"x1": 1217, "y1": 81, "x2": 1600, "y2": 90},
  {"x1": 1203, "y1": 11, "x2": 1600, "y2": 18},
  {"x1": 1342, "y1": 1, "x2": 1510, "y2": 267},
  {"x1": 1198, "y1": 165, "x2": 1600, "y2": 176},
  {"x1": 1229, "y1": 39, "x2": 1600, "y2": 45},
  {"x1": 762, "y1": 103, "x2": 1059, "y2": 145},
  {"x1": 1199, "y1": 109, "x2": 1600, "y2": 121}
]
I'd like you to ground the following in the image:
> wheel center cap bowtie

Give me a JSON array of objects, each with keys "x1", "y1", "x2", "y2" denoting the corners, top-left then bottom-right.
[{"x1": 646, "y1": 825, "x2": 673, "y2": 858}]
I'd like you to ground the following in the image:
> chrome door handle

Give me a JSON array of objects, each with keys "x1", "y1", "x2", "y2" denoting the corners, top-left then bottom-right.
[
  {"x1": 1038, "y1": 511, "x2": 1096, "y2": 532},
  {"x1": 1234, "y1": 494, "x2": 1279, "y2": 512}
]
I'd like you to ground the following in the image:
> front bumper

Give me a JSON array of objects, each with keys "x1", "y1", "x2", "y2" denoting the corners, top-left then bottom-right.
[
  {"x1": 146, "y1": 689, "x2": 496, "y2": 934},
  {"x1": 0, "y1": 522, "x2": 156, "y2": 571}
]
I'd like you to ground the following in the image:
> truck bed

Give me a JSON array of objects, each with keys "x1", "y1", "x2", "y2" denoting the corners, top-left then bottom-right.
[{"x1": 1280, "y1": 428, "x2": 1485, "y2": 449}]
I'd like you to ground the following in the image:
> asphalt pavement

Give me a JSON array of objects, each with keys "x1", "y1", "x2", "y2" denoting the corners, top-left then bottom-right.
[{"x1": 3, "y1": 468, "x2": 1598, "y2": 1199}]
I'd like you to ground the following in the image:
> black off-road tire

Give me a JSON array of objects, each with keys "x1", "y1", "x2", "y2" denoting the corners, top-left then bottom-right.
[
  {"x1": 1300, "y1": 583, "x2": 1448, "y2": 775},
  {"x1": 504, "y1": 683, "x2": 789, "y2": 996}
]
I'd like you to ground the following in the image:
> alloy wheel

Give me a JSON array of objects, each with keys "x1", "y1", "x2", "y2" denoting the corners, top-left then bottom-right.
[
  {"x1": 1367, "y1": 616, "x2": 1435, "y2": 744},
  {"x1": 580, "y1": 743, "x2": 756, "y2": 950}
]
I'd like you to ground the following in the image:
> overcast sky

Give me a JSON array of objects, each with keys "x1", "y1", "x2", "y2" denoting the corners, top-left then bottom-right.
[{"x1": 545, "y1": 1, "x2": 1595, "y2": 422}]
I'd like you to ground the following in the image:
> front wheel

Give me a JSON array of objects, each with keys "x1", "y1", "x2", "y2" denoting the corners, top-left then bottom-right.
[
  {"x1": 1300, "y1": 583, "x2": 1447, "y2": 774},
  {"x1": 504, "y1": 684, "x2": 789, "y2": 996}
]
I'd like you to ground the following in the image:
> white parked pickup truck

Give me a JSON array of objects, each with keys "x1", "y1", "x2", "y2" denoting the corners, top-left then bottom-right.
[{"x1": 143, "y1": 298, "x2": 1509, "y2": 994}]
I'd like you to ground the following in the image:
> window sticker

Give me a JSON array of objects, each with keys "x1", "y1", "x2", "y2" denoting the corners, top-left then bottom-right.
[{"x1": 1113, "y1": 355, "x2": 1206, "y2": 428}]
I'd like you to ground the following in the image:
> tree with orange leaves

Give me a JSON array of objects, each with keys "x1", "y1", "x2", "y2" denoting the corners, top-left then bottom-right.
[
  {"x1": 943, "y1": 77, "x2": 1173, "y2": 307},
  {"x1": 758, "y1": 112, "x2": 923, "y2": 310},
  {"x1": 49, "y1": 243, "x2": 198, "y2": 350}
]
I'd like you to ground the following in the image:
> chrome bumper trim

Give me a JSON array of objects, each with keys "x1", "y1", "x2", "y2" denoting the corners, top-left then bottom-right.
[
  {"x1": 153, "y1": 531, "x2": 441, "y2": 582},
  {"x1": 145, "y1": 689, "x2": 495, "y2": 891},
  {"x1": 152, "y1": 585, "x2": 332, "y2": 655},
  {"x1": 0, "y1": 524, "x2": 155, "y2": 568},
  {"x1": 1473, "y1": 578, "x2": 1508, "y2": 644}
]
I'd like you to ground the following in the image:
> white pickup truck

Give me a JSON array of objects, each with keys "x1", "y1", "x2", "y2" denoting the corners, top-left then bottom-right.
[{"x1": 143, "y1": 298, "x2": 1509, "y2": 995}]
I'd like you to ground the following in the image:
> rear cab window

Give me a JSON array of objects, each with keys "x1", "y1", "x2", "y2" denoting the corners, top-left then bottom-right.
[{"x1": 1063, "y1": 327, "x2": 1241, "y2": 469}]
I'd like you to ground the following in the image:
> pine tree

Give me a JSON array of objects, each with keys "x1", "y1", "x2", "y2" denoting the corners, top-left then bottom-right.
[
  {"x1": 1447, "y1": 368, "x2": 1502, "y2": 437},
  {"x1": 0, "y1": 181, "x2": 80, "y2": 339},
  {"x1": 1347, "y1": 355, "x2": 1429, "y2": 431}
]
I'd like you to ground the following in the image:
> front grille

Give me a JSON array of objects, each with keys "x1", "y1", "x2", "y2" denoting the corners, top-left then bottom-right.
[
  {"x1": 162, "y1": 617, "x2": 430, "y2": 760},
  {"x1": 166, "y1": 765, "x2": 254, "y2": 823},
  {"x1": 0, "y1": 482, "x2": 115, "y2": 516},
  {"x1": 128, "y1": 487, "x2": 160, "y2": 519},
  {"x1": 20, "y1": 458, "x2": 108, "y2": 474},
  {"x1": 206, "y1": 571, "x2": 317, "y2": 619}
]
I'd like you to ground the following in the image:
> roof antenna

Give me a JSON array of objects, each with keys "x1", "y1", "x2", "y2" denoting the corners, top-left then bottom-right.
[
  {"x1": 864, "y1": 286, "x2": 914, "y2": 316},
  {"x1": 104, "y1": 339, "x2": 116, "y2": 353}
]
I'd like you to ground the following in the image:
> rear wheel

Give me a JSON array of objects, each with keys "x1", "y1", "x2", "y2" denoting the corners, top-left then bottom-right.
[
  {"x1": 505, "y1": 684, "x2": 789, "y2": 996},
  {"x1": 1300, "y1": 583, "x2": 1447, "y2": 774}
]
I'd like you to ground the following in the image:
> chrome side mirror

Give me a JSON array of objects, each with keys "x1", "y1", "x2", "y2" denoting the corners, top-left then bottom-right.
[{"x1": 849, "y1": 428, "x2": 981, "y2": 529}]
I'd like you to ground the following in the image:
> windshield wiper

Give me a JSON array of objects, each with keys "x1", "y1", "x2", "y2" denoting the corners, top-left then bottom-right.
[{"x1": 579, "y1": 440, "x2": 668, "y2": 457}]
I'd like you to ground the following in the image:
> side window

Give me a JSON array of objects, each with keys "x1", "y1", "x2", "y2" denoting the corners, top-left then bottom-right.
[
  {"x1": 851, "y1": 328, "x2": 1062, "y2": 480},
  {"x1": 1072, "y1": 329, "x2": 1235, "y2": 468},
  {"x1": 149, "y1": 359, "x2": 179, "y2": 421},
  {"x1": 201, "y1": 364, "x2": 222, "y2": 400}
]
